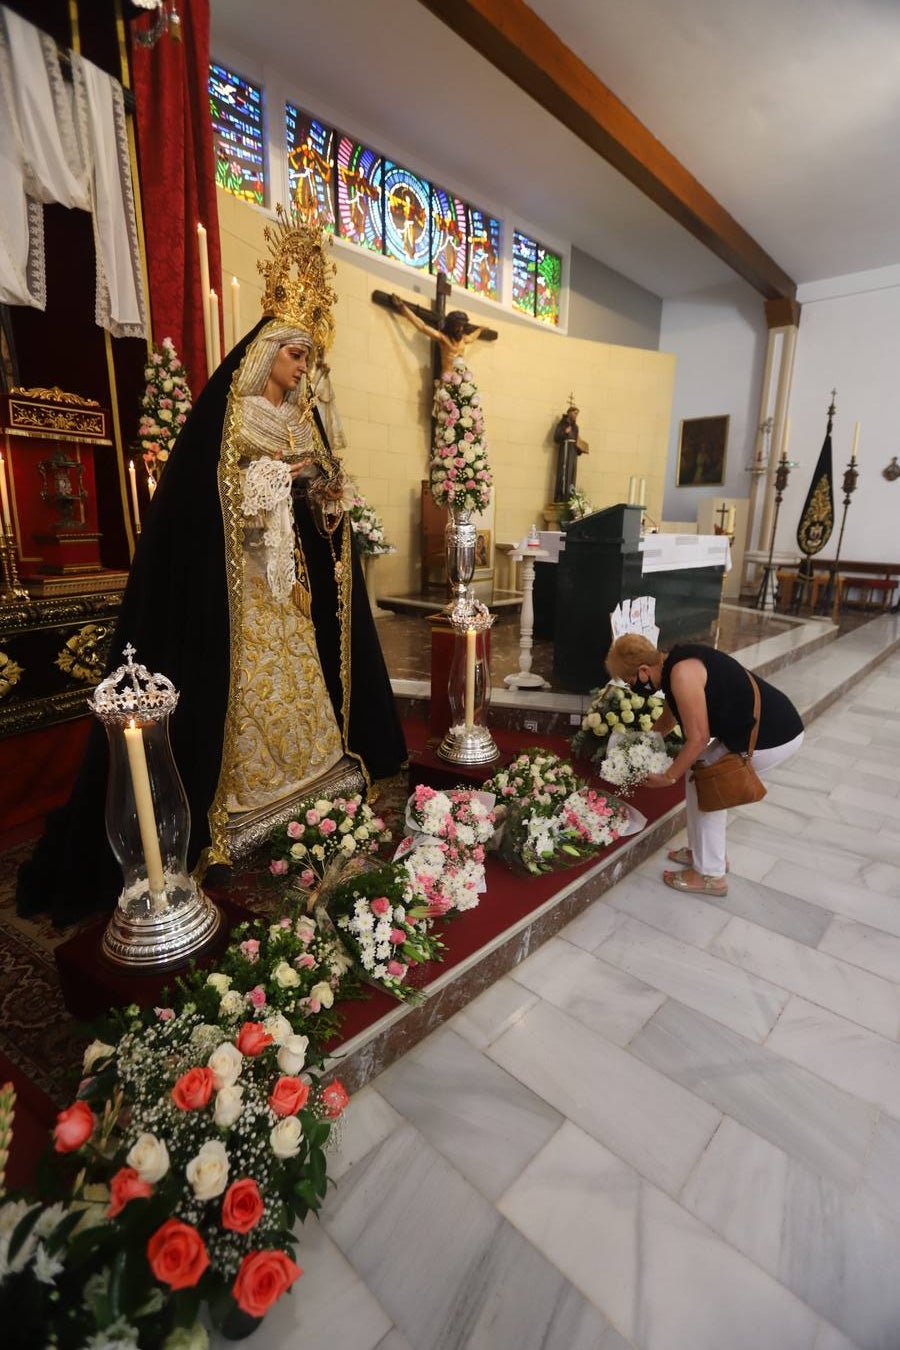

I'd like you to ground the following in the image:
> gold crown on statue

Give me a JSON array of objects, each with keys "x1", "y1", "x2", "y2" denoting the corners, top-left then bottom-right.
[{"x1": 258, "y1": 203, "x2": 337, "y2": 354}]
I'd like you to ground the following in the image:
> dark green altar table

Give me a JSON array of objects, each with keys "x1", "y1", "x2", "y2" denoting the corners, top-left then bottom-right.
[{"x1": 535, "y1": 505, "x2": 726, "y2": 692}]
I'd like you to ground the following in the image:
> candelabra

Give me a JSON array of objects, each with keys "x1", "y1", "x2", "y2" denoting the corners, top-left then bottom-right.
[
  {"x1": 0, "y1": 526, "x2": 27, "y2": 602},
  {"x1": 754, "y1": 452, "x2": 793, "y2": 610},
  {"x1": 505, "y1": 528, "x2": 549, "y2": 690},
  {"x1": 818, "y1": 456, "x2": 858, "y2": 616}
]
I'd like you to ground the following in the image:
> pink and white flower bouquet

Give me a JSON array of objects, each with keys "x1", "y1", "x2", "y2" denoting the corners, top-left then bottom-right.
[
  {"x1": 136, "y1": 337, "x2": 192, "y2": 490},
  {"x1": 429, "y1": 357, "x2": 492, "y2": 513},
  {"x1": 269, "y1": 794, "x2": 391, "y2": 891},
  {"x1": 326, "y1": 864, "x2": 445, "y2": 1002},
  {"x1": 396, "y1": 785, "x2": 496, "y2": 914}
]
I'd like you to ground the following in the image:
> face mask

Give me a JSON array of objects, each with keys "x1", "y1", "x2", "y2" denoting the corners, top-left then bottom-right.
[{"x1": 632, "y1": 676, "x2": 656, "y2": 698}]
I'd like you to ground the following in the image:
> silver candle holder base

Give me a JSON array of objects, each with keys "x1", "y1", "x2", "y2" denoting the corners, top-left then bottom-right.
[
  {"x1": 437, "y1": 721, "x2": 499, "y2": 766},
  {"x1": 102, "y1": 877, "x2": 222, "y2": 969}
]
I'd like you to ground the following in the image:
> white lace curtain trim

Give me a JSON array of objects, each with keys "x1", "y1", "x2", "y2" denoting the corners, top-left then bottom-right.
[
  {"x1": 71, "y1": 52, "x2": 147, "y2": 339},
  {"x1": 243, "y1": 458, "x2": 296, "y2": 604},
  {"x1": 0, "y1": 6, "x2": 147, "y2": 336}
]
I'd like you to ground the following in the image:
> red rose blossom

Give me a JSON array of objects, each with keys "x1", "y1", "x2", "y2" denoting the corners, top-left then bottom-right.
[
  {"x1": 233, "y1": 1249, "x2": 302, "y2": 1317},
  {"x1": 222, "y1": 1178, "x2": 265, "y2": 1234},
  {"x1": 147, "y1": 1218, "x2": 210, "y2": 1290},
  {"x1": 53, "y1": 1100, "x2": 95, "y2": 1153},
  {"x1": 107, "y1": 1166, "x2": 153, "y2": 1217},
  {"x1": 171, "y1": 1066, "x2": 215, "y2": 1111},
  {"x1": 268, "y1": 1076, "x2": 310, "y2": 1117},
  {"x1": 236, "y1": 1021, "x2": 274, "y2": 1058},
  {"x1": 320, "y1": 1080, "x2": 350, "y2": 1118}
]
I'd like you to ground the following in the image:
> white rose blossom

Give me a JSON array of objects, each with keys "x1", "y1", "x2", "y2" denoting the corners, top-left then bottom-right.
[
  {"x1": 207, "y1": 1040, "x2": 243, "y2": 1090},
  {"x1": 277, "y1": 1033, "x2": 310, "y2": 1075},
  {"x1": 186, "y1": 1139, "x2": 230, "y2": 1200},
  {"x1": 126, "y1": 1133, "x2": 170, "y2": 1183},
  {"x1": 263, "y1": 1011, "x2": 293, "y2": 1044},
  {"x1": 310, "y1": 980, "x2": 335, "y2": 1008},
  {"x1": 213, "y1": 1084, "x2": 244, "y2": 1128},
  {"x1": 272, "y1": 959, "x2": 301, "y2": 989},
  {"x1": 270, "y1": 1116, "x2": 304, "y2": 1158}
]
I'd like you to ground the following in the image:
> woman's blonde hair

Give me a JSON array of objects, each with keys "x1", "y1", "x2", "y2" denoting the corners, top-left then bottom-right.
[{"x1": 606, "y1": 634, "x2": 663, "y2": 683}]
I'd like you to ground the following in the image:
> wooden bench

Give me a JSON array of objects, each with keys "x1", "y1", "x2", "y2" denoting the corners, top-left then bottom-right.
[{"x1": 840, "y1": 576, "x2": 898, "y2": 610}]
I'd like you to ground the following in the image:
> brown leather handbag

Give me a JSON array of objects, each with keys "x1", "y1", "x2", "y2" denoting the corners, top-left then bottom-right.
[{"x1": 690, "y1": 671, "x2": 767, "y2": 812}]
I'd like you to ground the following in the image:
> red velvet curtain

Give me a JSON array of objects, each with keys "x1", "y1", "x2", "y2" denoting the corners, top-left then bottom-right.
[{"x1": 129, "y1": 0, "x2": 221, "y2": 394}]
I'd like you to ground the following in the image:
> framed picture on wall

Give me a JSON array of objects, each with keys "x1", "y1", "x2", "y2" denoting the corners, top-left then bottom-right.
[{"x1": 676, "y1": 415, "x2": 729, "y2": 487}]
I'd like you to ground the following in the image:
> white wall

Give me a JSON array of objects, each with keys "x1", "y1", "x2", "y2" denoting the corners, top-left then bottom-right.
[
  {"x1": 659, "y1": 279, "x2": 767, "y2": 524},
  {"x1": 774, "y1": 266, "x2": 900, "y2": 563}
]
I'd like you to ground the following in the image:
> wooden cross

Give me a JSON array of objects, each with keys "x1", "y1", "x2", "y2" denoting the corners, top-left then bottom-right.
[
  {"x1": 372, "y1": 272, "x2": 497, "y2": 382},
  {"x1": 715, "y1": 502, "x2": 730, "y2": 531}
]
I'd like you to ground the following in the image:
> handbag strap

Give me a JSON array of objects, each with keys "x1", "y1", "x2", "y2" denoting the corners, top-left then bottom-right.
[{"x1": 746, "y1": 671, "x2": 762, "y2": 758}]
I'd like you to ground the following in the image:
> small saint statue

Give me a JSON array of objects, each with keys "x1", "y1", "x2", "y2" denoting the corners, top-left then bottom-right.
[{"x1": 552, "y1": 401, "x2": 588, "y2": 502}]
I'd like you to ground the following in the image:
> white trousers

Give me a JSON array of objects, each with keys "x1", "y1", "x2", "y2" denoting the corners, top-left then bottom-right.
[{"x1": 686, "y1": 732, "x2": 805, "y2": 876}]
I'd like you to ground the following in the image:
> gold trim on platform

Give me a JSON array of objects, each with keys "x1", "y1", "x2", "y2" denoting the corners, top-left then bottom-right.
[
  {"x1": 9, "y1": 387, "x2": 100, "y2": 406},
  {"x1": 6, "y1": 401, "x2": 107, "y2": 439}
]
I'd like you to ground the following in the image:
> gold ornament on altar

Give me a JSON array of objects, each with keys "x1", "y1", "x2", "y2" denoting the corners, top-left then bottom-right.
[{"x1": 258, "y1": 204, "x2": 337, "y2": 357}]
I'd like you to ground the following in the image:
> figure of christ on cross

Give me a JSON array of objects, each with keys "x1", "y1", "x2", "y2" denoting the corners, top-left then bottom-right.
[{"x1": 372, "y1": 273, "x2": 497, "y2": 381}]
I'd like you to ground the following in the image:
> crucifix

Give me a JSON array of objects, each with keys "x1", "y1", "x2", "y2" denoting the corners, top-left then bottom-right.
[
  {"x1": 715, "y1": 502, "x2": 730, "y2": 531},
  {"x1": 372, "y1": 272, "x2": 498, "y2": 383}
]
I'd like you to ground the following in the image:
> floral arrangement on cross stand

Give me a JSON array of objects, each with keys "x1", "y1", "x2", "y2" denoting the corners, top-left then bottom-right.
[
  {"x1": 347, "y1": 487, "x2": 395, "y2": 557},
  {"x1": 136, "y1": 337, "x2": 192, "y2": 490},
  {"x1": 429, "y1": 356, "x2": 492, "y2": 513},
  {"x1": 485, "y1": 747, "x2": 636, "y2": 875},
  {"x1": 0, "y1": 913, "x2": 352, "y2": 1348}
]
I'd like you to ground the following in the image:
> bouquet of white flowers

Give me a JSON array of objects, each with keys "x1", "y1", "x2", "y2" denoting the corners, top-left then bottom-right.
[
  {"x1": 599, "y1": 729, "x2": 673, "y2": 795},
  {"x1": 572, "y1": 680, "x2": 682, "y2": 771},
  {"x1": 348, "y1": 489, "x2": 395, "y2": 556}
]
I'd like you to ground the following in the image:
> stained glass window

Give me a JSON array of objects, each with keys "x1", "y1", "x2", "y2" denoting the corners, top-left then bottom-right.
[
  {"x1": 512, "y1": 229, "x2": 561, "y2": 325},
  {"x1": 383, "y1": 163, "x2": 430, "y2": 270},
  {"x1": 512, "y1": 230, "x2": 537, "y2": 316},
  {"x1": 466, "y1": 207, "x2": 501, "y2": 301},
  {"x1": 336, "y1": 137, "x2": 383, "y2": 253},
  {"x1": 430, "y1": 186, "x2": 467, "y2": 284},
  {"x1": 209, "y1": 63, "x2": 265, "y2": 205},
  {"x1": 286, "y1": 104, "x2": 335, "y2": 231},
  {"x1": 536, "y1": 245, "x2": 561, "y2": 325}
]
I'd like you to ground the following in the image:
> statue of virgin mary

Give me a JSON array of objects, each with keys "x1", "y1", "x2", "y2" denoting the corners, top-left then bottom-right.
[{"x1": 18, "y1": 211, "x2": 406, "y2": 923}]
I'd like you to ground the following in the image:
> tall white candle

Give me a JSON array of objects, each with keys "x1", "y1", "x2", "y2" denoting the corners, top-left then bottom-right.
[
  {"x1": 0, "y1": 452, "x2": 11, "y2": 531},
  {"x1": 782, "y1": 417, "x2": 791, "y2": 461},
  {"x1": 726, "y1": 505, "x2": 736, "y2": 535},
  {"x1": 147, "y1": 473, "x2": 156, "y2": 500},
  {"x1": 123, "y1": 719, "x2": 166, "y2": 894},
  {"x1": 627, "y1": 476, "x2": 636, "y2": 505},
  {"x1": 197, "y1": 222, "x2": 212, "y2": 377},
  {"x1": 851, "y1": 422, "x2": 860, "y2": 462},
  {"x1": 230, "y1": 275, "x2": 241, "y2": 349},
  {"x1": 209, "y1": 289, "x2": 221, "y2": 369},
  {"x1": 638, "y1": 478, "x2": 646, "y2": 506},
  {"x1": 128, "y1": 460, "x2": 141, "y2": 533},
  {"x1": 464, "y1": 627, "x2": 477, "y2": 727}
]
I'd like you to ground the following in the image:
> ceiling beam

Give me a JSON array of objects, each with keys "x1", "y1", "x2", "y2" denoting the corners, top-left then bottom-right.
[{"x1": 416, "y1": 0, "x2": 797, "y2": 301}]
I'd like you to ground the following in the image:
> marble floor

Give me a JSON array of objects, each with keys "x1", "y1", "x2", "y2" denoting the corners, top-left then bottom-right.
[{"x1": 233, "y1": 639, "x2": 900, "y2": 1349}]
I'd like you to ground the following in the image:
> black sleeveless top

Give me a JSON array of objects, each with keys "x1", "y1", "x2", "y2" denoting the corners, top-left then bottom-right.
[{"x1": 661, "y1": 644, "x2": 803, "y2": 752}]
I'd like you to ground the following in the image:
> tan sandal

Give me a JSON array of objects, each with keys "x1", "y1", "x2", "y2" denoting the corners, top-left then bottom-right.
[
  {"x1": 663, "y1": 869, "x2": 728, "y2": 896},
  {"x1": 666, "y1": 847, "x2": 729, "y2": 873}
]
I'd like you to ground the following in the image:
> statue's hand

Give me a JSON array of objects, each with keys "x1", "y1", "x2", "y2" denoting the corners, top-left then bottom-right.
[{"x1": 390, "y1": 293, "x2": 404, "y2": 311}]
